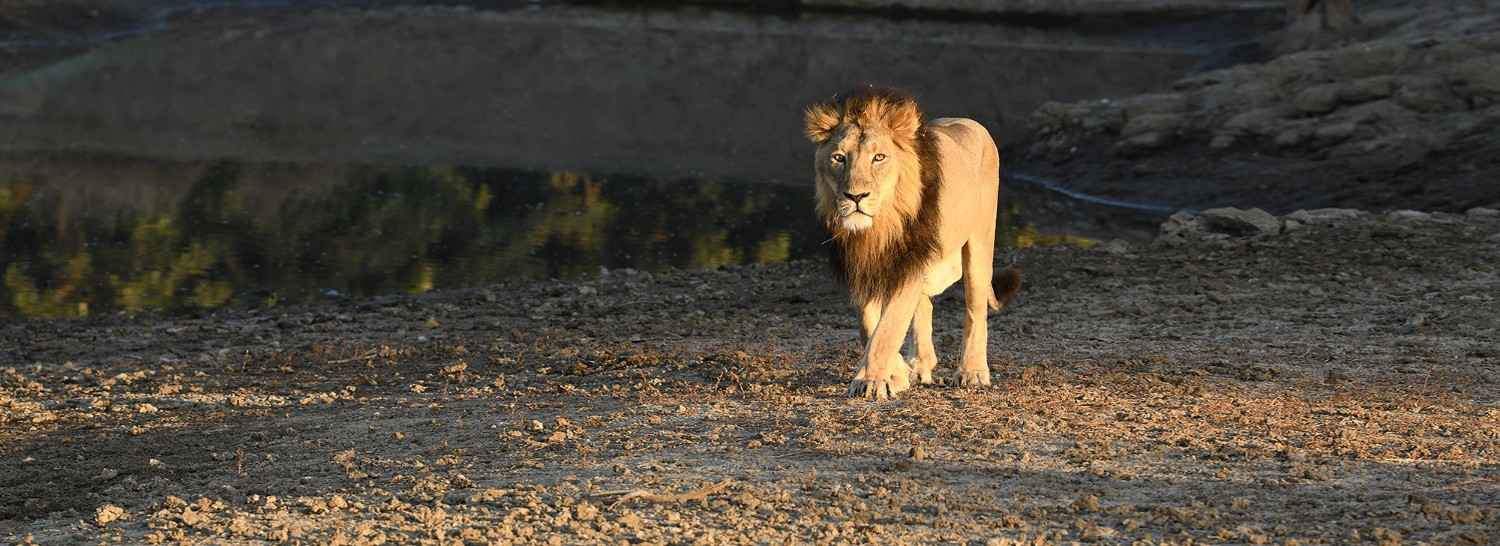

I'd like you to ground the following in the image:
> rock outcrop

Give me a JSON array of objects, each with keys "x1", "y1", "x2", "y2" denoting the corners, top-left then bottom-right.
[
  {"x1": 1028, "y1": 6, "x2": 1500, "y2": 172},
  {"x1": 1157, "y1": 205, "x2": 1500, "y2": 246}
]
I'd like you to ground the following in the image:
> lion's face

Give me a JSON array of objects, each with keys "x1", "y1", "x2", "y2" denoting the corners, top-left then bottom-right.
[
  {"x1": 804, "y1": 89, "x2": 923, "y2": 236},
  {"x1": 814, "y1": 126, "x2": 906, "y2": 233}
]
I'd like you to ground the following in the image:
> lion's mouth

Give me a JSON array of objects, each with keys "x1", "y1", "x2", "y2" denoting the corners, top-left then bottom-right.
[
  {"x1": 840, "y1": 205, "x2": 873, "y2": 218},
  {"x1": 839, "y1": 209, "x2": 875, "y2": 232}
]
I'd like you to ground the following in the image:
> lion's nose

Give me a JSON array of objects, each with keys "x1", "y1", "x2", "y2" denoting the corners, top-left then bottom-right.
[{"x1": 843, "y1": 192, "x2": 871, "y2": 204}]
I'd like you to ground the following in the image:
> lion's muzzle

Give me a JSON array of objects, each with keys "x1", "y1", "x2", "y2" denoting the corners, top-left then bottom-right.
[{"x1": 836, "y1": 194, "x2": 879, "y2": 232}]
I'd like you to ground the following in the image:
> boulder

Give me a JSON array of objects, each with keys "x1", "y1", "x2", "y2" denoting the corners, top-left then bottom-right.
[
  {"x1": 1339, "y1": 76, "x2": 1395, "y2": 104},
  {"x1": 1425, "y1": 41, "x2": 1487, "y2": 65},
  {"x1": 1121, "y1": 113, "x2": 1185, "y2": 137},
  {"x1": 1274, "y1": 127, "x2": 1308, "y2": 148},
  {"x1": 1081, "y1": 106, "x2": 1127, "y2": 133},
  {"x1": 1387, "y1": 210, "x2": 1433, "y2": 222},
  {"x1": 1156, "y1": 207, "x2": 1283, "y2": 245},
  {"x1": 1286, "y1": 208, "x2": 1365, "y2": 226},
  {"x1": 1117, "y1": 93, "x2": 1188, "y2": 118},
  {"x1": 1448, "y1": 54, "x2": 1500, "y2": 99},
  {"x1": 1312, "y1": 121, "x2": 1357, "y2": 143},
  {"x1": 1115, "y1": 131, "x2": 1169, "y2": 153},
  {"x1": 1029, "y1": 101, "x2": 1089, "y2": 132},
  {"x1": 1156, "y1": 211, "x2": 1204, "y2": 246},
  {"x1": 1393, "y1": 76, "x2": 1465, "y2": 113},
  {"x1": 1330, "y1": 42, "x2": 1411, "y2": 80},
  {"x1": 1336, "y1": 99, "x2": 1414, "y2": 125},
  {"x1": 1224, "y1": 81, "x2": 1280, "y2": 110},
  {"x1": 1294, "y1": 83, "x2": 1344, "y2": 114},
  {"x1": 1031, "y1": 100, "x2": 1126, "y2": 135},
  {"x1": 1222, "y1": 107, "x2": 1291, "y2": 137},
  {"x1": 1199, "y1": 207, "x2": 1282, "y2": 237},
  {"x1": 1263, "y1": 51, "x2": 1332, "y2": 91}
]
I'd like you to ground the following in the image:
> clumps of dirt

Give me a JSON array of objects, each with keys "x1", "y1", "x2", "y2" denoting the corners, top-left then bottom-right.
[
  {"x1": 691, "y1": 350, "x2": 800, "y2": 389},
  {"x1": 1018, "y1": 4, "x2": 1500, "y2": 214},
  {"x1": 92, "y1": 504, "x2": 125, "y2": 526}
]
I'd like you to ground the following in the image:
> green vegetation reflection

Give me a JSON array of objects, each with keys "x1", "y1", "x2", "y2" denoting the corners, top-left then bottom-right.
[{"x1": 1, "y1": 162, "x2": 824, "y2": 318}]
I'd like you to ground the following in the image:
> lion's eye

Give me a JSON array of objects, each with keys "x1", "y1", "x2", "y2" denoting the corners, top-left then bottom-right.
[
  {"x1": 873, "y1": 153, "x2": 886, "y2": 162},
  {"x1": 831, "y1": 153, "x2": 846, "y2": 164}
]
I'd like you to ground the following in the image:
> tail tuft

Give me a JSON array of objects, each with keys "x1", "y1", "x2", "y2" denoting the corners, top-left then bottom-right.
[{"x1": 988, "y1": 267, "x2": 1023, "y2": 311}]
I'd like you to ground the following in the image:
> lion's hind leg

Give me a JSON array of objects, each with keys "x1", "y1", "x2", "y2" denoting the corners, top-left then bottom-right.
[{"x1": 958, "y1": 240, "x2": 994, "y2": 387}]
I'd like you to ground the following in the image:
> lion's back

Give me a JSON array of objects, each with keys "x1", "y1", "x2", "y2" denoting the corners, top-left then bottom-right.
[
  {"x1": 928, "y1": 117, "x2": 998, "y2": 168},
  {"x1": 927, "y1": 117, "x2": 999, "y2": 203}
]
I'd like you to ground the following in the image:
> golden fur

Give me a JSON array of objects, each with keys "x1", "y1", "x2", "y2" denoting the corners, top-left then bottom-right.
[{"x1": 804, "y1": 86, "x2": 1021, "y2": 399}]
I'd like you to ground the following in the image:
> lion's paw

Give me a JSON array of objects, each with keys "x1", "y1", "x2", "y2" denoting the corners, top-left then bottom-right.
[
  {"x1": 849, "y1": 358, "x2": 912, "y2": 399},
  {"x1": 908, "y1": 356, "x2": 937, "y2": 385},
  {"x1": 958, "y1": 367, "x2": 992, "y2": 387},
  {"x1": 847, "y1": 376, "x2": 911, "y2": 400}
]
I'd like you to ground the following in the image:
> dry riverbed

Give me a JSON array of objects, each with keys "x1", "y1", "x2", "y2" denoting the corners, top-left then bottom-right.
[{"x1": 2, "y1": 207, "x2": 1498, "y2": 545}]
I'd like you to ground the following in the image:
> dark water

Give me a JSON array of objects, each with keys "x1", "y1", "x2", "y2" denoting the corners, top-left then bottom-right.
[
  {"x1": 0, "y1": 156, "x2": 817, "y2": 318},
  {"x1": 0, "y1": 2, "x2": 1231, "y2": 318}
]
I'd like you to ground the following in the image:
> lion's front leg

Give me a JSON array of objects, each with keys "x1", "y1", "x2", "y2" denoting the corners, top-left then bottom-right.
[
  {"x1": 849, "y1": 283, "x2": 921, "y2": 400},
  {"x1": 859, "y1": 298, "x2": 882, "y2": 346},
  {"x1": 909, "y1": 295, "x2": 938, "y2": 384}
]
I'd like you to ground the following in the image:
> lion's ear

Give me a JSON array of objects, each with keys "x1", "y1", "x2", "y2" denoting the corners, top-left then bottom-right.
[
  {"x1": 803, "y1": 102, "x2": 841, "y2": 144},
  {"x1": 882, "y1": 98, "x2": 922, "y2": 141}
]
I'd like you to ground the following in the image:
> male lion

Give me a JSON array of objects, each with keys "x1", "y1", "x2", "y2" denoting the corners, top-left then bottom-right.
[{"x1": 803, "y1": 86, "x2": 1022, "y2": 400}]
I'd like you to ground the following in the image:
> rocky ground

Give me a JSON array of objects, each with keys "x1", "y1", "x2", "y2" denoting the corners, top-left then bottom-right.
[
  {"x1": 1018, "y1": 1, "x2": 1500, "y2": 214},
  {"x1": 3, "y1": 206, "x2": 1498, "y2": 544}
]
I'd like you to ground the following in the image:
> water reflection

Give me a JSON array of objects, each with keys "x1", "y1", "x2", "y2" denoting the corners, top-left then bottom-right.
[
  {"x1": 0, "y1": 156, "x2": 821, "y2": 318},
  {"x1": 0, "y1": 154, "x2": 1151, "y2": 319}
]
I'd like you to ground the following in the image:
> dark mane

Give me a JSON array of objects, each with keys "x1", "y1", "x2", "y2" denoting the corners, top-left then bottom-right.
[{"x1": 829, "y1": 124, "x2": 943, "y2": 304}]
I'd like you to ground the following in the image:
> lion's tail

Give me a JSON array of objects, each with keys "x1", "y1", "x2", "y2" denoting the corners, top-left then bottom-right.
[{"x1": 988, "y1": 267, "x2": 1023, "y2": 312}]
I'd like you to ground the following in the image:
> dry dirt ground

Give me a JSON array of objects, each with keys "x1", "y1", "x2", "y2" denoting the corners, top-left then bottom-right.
[{"x1": 2, "y1": 208, "x2": 1497, "y2": 545}]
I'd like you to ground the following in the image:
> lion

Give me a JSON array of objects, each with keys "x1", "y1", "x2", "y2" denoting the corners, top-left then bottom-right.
[{"x1": 803, "y1": 86, "x2": 1022, "y2": 400}]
